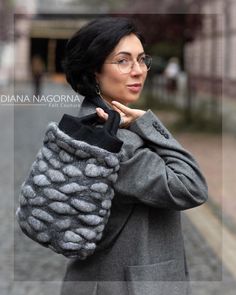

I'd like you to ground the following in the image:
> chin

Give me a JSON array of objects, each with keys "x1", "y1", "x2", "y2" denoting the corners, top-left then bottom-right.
[
  {"x1": 109, "y1": 93, "x2": 141, "y2": 105},
  {"x1": 124, "y1": 94, "x2": 140, "y2": 104}
]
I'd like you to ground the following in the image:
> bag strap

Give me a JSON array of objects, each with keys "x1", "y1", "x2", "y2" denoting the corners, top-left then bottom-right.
[
  {"x1": 104, "y1": 110, "x2": 121, "y2": 136},
  {"x1": 58, "y1": 110, "x2": 123, "y2": 153},
  {"x1": 87, "y1": 95, "x2": 122, "y2": 136}
]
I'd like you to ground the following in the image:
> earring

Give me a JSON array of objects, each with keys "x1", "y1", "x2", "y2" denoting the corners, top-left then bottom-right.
[{"x1": 95, "y1": 84, "x2": 101, "y2": 96}]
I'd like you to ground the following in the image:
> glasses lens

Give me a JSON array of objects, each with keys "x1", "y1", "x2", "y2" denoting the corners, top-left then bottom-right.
[
  {"x1": 118, "y1": 63, "x2": 130, "y2": 74},
  {"x1": 144, "y1": 55, "x2": 152, "y2": 70},
  {"x1": 117, "y1": 55, "x2": 152, "y2": 73}
]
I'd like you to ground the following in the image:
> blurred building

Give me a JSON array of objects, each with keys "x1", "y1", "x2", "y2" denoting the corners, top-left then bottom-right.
[
  {"x1": 0, "y1": 0, "x2": 14, "y2": 86},
  {"x1": 14, "y1": 0, "x2": 94, "y2": 81},
  {"x1": 13, "y1": 0, "x2": 124, "y2": 82},
  {"x1": 185, "y1": 0, "x2": 235, "y2": 100},
  {"x1": 0, "y1": 0, "x2": 13, "y2": 41},
  {"x1": 14, "y1": 14, "x2": 90, "y2": 81},
  {"x1": 13, "y1": 0, "x2": 236, "y2": 102}
]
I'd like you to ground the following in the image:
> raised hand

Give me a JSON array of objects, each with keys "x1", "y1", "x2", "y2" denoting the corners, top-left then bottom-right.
[{"x1": 96, "y1": 101, "x2": 146, "y2": 128}]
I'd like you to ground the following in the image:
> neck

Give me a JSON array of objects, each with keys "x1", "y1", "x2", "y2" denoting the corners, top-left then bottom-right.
[
  {"x1": 98, "y1": 93, "x2": 113, "y2": 109},
  {"x1": 99, "y1": 93, "x2": 128, "y2": 108}
]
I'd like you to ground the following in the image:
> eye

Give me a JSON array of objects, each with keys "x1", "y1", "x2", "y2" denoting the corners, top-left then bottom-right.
[
  {"x1": 117, "y1": 59, "x2": 129, "y2": 65},
  {"x1": 138, "y1": 56, "x2": 146, "y2": 64}
]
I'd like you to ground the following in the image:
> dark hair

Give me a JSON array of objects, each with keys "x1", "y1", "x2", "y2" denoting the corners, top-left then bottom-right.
[{"x1": 63, "y1": 17, "x2": 144, "y2": 97}]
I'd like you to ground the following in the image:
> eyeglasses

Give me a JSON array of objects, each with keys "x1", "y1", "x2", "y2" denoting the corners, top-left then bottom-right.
[{"x1": 106, "y1": 55, "x2": 152, "y2": 74}]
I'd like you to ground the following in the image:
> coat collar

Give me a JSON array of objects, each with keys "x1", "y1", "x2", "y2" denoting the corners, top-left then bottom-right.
[{"x1": 78, "y1": 96, "x2": 113, "y2": 117}]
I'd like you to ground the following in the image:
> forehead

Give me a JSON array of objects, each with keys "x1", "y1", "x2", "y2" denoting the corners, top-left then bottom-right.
[{"x1": 111, "y1": 34, "x2": 144, "y2": 56}]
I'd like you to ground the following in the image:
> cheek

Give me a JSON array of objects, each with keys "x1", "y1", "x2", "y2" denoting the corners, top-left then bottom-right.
[
  {"x1": 107, "y1": 74, "x2": 123, "y2": 85},
  {"x1": 100, "y1": 70, "x2": 125, "y2": 91}
]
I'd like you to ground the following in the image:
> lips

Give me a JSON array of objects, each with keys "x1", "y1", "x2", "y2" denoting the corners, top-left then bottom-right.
[{"x1": 127, "y1": 83, "x2": 142, "y2": 93}]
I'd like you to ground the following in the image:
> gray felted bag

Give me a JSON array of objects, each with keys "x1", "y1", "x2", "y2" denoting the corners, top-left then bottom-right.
[{"x1": 16, "y1": 110, "x2": 123, "y2": 259}]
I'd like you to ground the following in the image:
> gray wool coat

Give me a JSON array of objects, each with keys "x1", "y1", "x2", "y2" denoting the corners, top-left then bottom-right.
[{"x1": 60, "y1": 99, "x2": 208, "y2": 295}]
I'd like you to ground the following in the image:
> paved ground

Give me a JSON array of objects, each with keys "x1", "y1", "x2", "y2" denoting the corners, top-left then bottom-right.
[{"x1": 1, "y1": 80, "x2": 236, "y2": 294}]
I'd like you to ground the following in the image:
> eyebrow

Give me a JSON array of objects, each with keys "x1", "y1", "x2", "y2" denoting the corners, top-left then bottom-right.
[{"x1": 113, "y1": 51, "x2": 145, "y2": 57}]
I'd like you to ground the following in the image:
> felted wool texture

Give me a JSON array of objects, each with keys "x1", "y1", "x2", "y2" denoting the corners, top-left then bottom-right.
[{"x1": 16, "y1": 122, "x2": 121, "y2": 259}]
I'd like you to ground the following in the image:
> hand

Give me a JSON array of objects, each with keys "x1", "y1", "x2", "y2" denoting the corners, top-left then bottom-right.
[{"x1": 96, "y1": 101, "x2": 146, "y2": 128}]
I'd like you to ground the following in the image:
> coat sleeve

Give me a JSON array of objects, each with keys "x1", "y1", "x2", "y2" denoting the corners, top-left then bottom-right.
[{"x1": 114, "y1": 110, "x2": 208, "y2": 210}]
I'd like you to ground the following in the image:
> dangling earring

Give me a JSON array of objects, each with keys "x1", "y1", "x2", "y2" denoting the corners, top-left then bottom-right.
[
  {"x1": 95, "y1": 83, "x2": 106, "y2": 103},
  {"x1": 95, "y1": 83, "x2": 101, "y2": 96}
]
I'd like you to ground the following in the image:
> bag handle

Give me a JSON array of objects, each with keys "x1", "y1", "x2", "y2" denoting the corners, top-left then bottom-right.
[
  {"x1": 101, "y1": 110, "x2": 121, "y2": 136},
  {"x1": 58, "y1": 96, "x2": 123, "y2": 153},
  {"x1": 59, "y1": 109, "x2": 121, "y2": 136},
  {"x1": 80, "y1": 95, "x2": 121, "y2": 134},
  {"x1": 74, "y1": 110, "x2": 120, "y2": 135}
]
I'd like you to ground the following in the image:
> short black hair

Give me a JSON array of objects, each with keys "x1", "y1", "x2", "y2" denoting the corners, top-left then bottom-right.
[{"x1": 63, "y1": 17, "x2": 144, "y2": 97}]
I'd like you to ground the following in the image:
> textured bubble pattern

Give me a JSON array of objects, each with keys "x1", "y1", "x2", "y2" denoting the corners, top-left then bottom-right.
[{"x1": 16, "y1": 122, "x2": 121, "y2": 259}]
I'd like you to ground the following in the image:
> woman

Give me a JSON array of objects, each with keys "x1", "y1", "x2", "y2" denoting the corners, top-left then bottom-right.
[{"x1": 61, "y1": 17, "x2": 208, "y2": 295}]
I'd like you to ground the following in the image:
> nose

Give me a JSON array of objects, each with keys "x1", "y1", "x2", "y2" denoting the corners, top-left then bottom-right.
[{"x1": 130, "y1": 61, "x2": 143, "y2": 75}]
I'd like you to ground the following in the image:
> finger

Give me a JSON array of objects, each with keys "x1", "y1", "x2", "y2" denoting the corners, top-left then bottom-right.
[
  {"x1": 96, "y1": 108, "x2": 108, "y2": 120},
  {"x1": 111, "y1": 101, "x2": 132, "y2": 115},
  {"x1": 97, "y1": 108, "x2": 108, "y2": 119},
  {"x1": 111, "y1": 104, "x2": 125, "y2": 115}
]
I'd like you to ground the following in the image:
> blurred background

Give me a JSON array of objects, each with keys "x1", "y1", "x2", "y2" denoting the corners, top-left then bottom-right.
[{"x1": 0, "y1": 0, "x2": 236, "y2": 294}]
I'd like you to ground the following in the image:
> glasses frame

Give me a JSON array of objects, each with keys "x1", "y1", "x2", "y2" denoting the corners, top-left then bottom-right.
[{"x1": 105, "y1": 54, "x2": 152, "y2": 74}]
